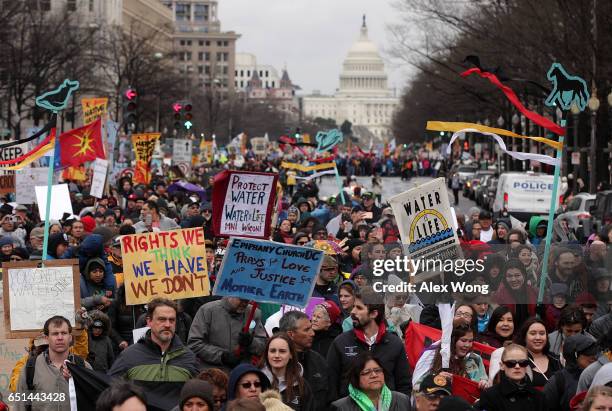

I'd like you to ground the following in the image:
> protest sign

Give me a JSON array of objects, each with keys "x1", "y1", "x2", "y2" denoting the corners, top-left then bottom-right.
[
  {"x1": 0, "y1": 174, "x2": 14, "y2": 195},
  {"x1": 16, "y1": 168, "x2": 49, "y2": 204},
  {"x1": 199, "y1": 141, "x2": 213, "y2": 163},
  {"x1": 3, "y1": 260, "x2": 80, "y2": 338},
  {"x1": 90, "y1": 158, "x2": 109, "y2": 198},
  {"x1": 212, "y1": 170, "x2": 278, "y2": 239},
  {"x1": 132, "y1": 133, "x2": 160, "y2": 184},
  {"x1": 213, "y1": 238, "x2": 323, "y2": 308},
  {"x1": 172, "y1": 139, "x2": 193, "y2": 164},
  {"x1": 389, "y1": 177, "x2": 461, "y2": 263},
  {"x1": 120, "y1": 227, "x2": 209, "y2": 305},
  {"x1": 81, "y1": 97, "x2": 108, "y2": 125},
  {"x1": 35, "y1": 184, "x2": 74, "y2": 220}
]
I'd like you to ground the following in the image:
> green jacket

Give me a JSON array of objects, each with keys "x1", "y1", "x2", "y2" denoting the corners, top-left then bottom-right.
[{"x1": 108, "y1": 330, "x2": 197, "y2": 404}]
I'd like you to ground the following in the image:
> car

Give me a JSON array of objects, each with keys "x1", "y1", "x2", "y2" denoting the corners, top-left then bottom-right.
[
  {"x1": 557, "y1": 193, "x2": 596, "y2": 229},
  {"x1": 456, "y1": 164, "x2": 479, "y2": 187},
  {"x1": 475, "y1": 175, "x2": 493, "y2": 207},
  {"x1": 491, "y1": 172, "x2": 560, "y2": 222},
  {"x1": 465, "y1": 170, "x2": 495, "y2": 199},
  {"x1": 584, "y1": 190, "x2": 612, "y2": 236}
]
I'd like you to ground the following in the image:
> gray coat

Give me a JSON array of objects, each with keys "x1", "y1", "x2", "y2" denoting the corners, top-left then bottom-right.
[
  {"x1": 133, "y1": 215, "x2": 179, "y2": 233},
  {"x1": 577, "y1": 354, "x2": 609, "y2": 393},
  {"x1": 331, "y1": 391, "x2": 411, "y2": 411},
  {"x1": 15, "y1": 352, "x2": 72, "y2": 411},
  {"x1": 187, "y1": 298, "x2": 267, "y2": 371}
]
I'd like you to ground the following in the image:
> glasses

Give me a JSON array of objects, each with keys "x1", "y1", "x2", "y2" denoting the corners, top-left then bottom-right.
[
  {"x1": 424, "y1": 393, "x2": 447, "y2": 401},
  {"x1": 360, "y1": 367, "x2": 383, "y2": 376},
  {"x1": 297, "y1": 241, "x2": 308, "y2": 245},
  {"x1": 240, "y1": 381, "x2": 261, "y2": 389},
  {"x1": 502, "y1": 359, "x2": 530, "y2": 368},
  {"x1": 454, "y1": 311, "x2": 473, "y2": 319},
  {"x1": 202, "y1": 210, "x2": 211, "y2": 213}
]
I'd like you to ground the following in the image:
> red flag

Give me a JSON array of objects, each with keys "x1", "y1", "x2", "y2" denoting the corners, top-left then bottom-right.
[
  {"x1": 59, "y1": 119, "x2": 105, "y2": 167},
  {"x1": 404, "y1": 322, "x2": 495, "y2": 370},
  {"x1": 452, "y1": 375, "x2": 481, "y2": 404}
]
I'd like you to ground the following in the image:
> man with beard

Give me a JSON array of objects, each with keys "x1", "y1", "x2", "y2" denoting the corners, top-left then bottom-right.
[
  {"x1": 109, "y1": 298, "x2": 197, "y2": 404},
  {"x1": 188, "y1": 297, "x2": 267, "y2": 372},
  {"x1": 279, "y1": 311, "x2": 330, "y2": 410},
  {"x1": 326, "y1": 286, "x2": 411, "y2": 401}
]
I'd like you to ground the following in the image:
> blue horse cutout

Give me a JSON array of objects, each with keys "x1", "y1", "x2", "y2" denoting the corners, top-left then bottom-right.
[
  {"x1": 35, "y1": 79, "x2": 80, "y2": 113},
  {"x1": 315, "y1": 129, "x2": 343, "y2": 152},
  {"x1": 544, "y1": 63, "x2": 589, "y2": 111}
]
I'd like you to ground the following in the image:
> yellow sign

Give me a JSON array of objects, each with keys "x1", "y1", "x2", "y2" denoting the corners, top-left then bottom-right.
[
  {"x1": 132, "y1": 133, "x2": 160, "y2": 184},
  {"x1": 81, "y1": 98, "x2": 108, "y2": 125},
  {"x1": 120, "y1": 227, "x2": 209, "y2": 305}
]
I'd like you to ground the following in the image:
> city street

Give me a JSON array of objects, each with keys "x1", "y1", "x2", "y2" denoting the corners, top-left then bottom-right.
[{"x1": 318, "y1": 175, "x2": 478, "y2": 216}]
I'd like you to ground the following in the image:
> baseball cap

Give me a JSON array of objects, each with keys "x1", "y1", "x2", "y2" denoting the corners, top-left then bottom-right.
[
  {"x1": 92, "y1": 320, "x2": 104, "y2": 328},
  {"x1": 15, "y1": 205, "x2": 27, "y2": 212},
  {"x1": 362, "y1": 191, "x2": 374, "y2": 199},
  {"x1": 419, "y1": 373, "x2": 452, "y2": 396}
]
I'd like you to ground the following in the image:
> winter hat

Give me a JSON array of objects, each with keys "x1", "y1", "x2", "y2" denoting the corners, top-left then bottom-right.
[
  {"x1": 179, "y1": 379, "x2": 214, "y2": 410},
  {"x1": 92, "y1": 227, "x2": 114, "y2": 246},
  {"x1": 0, "y1": 237, "x2": 13, "y2": 247},
  {"x1": 259, "y1": 390, "x2": 293, "y2": 411},
  {"x1": 551, "y1": 283, "x2": 569, "y2": 297},
  {"x1": 321, "y1": 254, "x2": 338, "y2": 267},
  {"x1": 345, "y1": 238, "x2": 365, "y2": 251},
  {"x1": 81, "y1": 215, "x2": 96, "y2": 233},
  {"x1": 437, "y1": 396, "x2": 476, "y2": 411},
  {"x1": 317, "y1": 300, "x2": 341, "y2": 324},
  {"x1": 495, "y1": 221, "x2": 510, "y2": 232}
]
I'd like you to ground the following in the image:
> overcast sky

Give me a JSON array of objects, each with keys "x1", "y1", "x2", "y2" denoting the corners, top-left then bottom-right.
[{"x1": 218, "y1": 0, "x2": 408, "y2": 95}]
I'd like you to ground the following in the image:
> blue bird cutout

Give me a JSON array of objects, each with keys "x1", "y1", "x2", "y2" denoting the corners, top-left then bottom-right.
[
  {"x1": 35, "y1": 79, "x2": 80, "y2": 113},
  {"x1": 315, "y1": 129, "x2": 343, "y2": 153},
  {"x1": 544, "y1": 63, "x2": 589, "y2": 111}
]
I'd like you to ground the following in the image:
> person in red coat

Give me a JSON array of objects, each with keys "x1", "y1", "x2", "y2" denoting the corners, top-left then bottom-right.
[{"x1": 493, "y1": 259, "x2": 538, "y2": 331}]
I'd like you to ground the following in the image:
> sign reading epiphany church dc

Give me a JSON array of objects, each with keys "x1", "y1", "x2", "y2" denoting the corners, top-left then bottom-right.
[
  {"x1": 212, "y1": 170, "x2": 278, "y2": 239},
  {"x1": 213, "y1": 238, "x2": 324, "y2": 308}
]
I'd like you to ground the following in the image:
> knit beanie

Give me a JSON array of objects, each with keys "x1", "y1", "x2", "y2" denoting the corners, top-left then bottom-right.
[
  {"x1": 179, "y1": 379, "x2": 214, "y2": 409},
  {"x1": 81, "y1": 215, "x2": 96, "y2": 233},
  {"x1": 259, "y1": 390, "x2": 293, "y2": 411}
]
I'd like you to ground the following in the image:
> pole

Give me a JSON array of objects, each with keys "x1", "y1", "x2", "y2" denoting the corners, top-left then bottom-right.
[
  {"x1": 589, "y1": 109, "x2": 597, "y2": 192},
  {"x1": 41, "y1": 113, "x2": 60, "y2": 263},
  {"x1": 537, "y1": 114, "x2": 566, "y2": 305},
  {"x1": 333, "y1": 163, "x2": 345, "y2": 204}
]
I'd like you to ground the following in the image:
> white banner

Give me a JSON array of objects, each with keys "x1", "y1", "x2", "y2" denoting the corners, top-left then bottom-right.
[{"x1": 90, "y1": 158, "x2": 109, "y2": 199}]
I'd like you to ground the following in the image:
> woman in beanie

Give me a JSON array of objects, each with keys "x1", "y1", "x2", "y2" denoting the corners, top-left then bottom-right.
[
  {"x1": 311, "y1": 301, "x2": 342, "y2": 358},
  {"x1": 259, "y1": 333, "x2": 313, "y2": 411},
  {"x1": 174, "y1": 379, "x2": 215, "y2": 411}
]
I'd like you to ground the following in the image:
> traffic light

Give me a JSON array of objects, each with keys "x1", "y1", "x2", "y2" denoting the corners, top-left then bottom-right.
[
  {"x1": 173, "y1": 102, "x2": 182, "y2": 130},
  {"x1": 183, "y1": 103, "x2": 193, "y2": 130},
  {"x1": 463, "y1": 140, "x2": 469, "y2": 151},
  {"x1": 294, "y1": 127, "x2": 301, "y2": 139},
  {"x1": 122, "y1": 87, "x2": 138, "y2": 130}
]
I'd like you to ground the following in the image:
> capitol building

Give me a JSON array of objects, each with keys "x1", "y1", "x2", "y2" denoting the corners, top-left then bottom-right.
[{"x1": 302, "y1": 16, "x2": 399, "y2": 142}]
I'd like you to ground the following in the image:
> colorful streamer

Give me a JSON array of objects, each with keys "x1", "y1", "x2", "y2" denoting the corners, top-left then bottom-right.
[
  {"x1": 461, "y1": 68, "x2": 565, "y2": 136},
  {"x1": 294, "y1": 169, "x2": 337, "y2": 180},
  {"x1": 426, "y1": 121, "x2": 563, "y2": 150},
  {"x1": 280, "y1": 162, "x2": 336, "y2": 172},
  {"x1": 448, "y1": 129, "x2": 559, "y2": 166}
]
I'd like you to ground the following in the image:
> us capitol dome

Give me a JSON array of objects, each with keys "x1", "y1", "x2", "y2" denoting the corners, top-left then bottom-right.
[{"x1": 302, "y1": 16, "x2": 399, "y2": 142}]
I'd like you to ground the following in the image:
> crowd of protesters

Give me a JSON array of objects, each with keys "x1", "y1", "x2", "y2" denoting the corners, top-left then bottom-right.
[{"x1": 2, "y1": 148, "x2": 612, "y2": 411}]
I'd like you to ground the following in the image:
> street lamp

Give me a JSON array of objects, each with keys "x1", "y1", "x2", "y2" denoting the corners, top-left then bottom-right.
[{"x1": 588, "y1": 89, "x2": 600, "y2": 193}]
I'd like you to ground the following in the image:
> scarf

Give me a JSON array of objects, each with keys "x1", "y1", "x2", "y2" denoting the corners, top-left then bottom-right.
[{"x1": 348, "y1": 383, "x2": 392, "y2": 411}]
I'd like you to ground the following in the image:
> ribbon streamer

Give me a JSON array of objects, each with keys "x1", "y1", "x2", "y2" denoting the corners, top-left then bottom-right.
[
  {"x1": 448, "y1": 129, "x2": 559, "y2": 166},
  {"x1": 294, "y1": 169, "x2": 337, "y2": 180},
  {"x1": 461, "y1": 68, "x2": 565, "y2": 136},
  {"x1": 427, "y1": 121, "x2": 562, "y2": 151},
  {"x1": 0, "y1": 129, "x2": 55, "y2": 166},
  {"x1": 280, "y1": 161, "x2": 336, "y2": 172}
]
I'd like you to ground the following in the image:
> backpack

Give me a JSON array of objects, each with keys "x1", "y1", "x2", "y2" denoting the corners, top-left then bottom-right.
[{"x1": 25, "y1": 351, "x2": 85, "y2": 410}]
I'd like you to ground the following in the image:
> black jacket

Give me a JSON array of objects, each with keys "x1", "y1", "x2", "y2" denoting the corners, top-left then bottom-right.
[
  {"x1": 312, "y1": 323, "x2": 342, "y2": 359},
  {"x1": 477, "y1": 374, "x2": 546, "y2": 411},
  {"x1": 326, "y1": 322, "x2": 412, "y2": 401},
  {"x1": 299, "y1": 349, "x2": 330, "y2": 411}
]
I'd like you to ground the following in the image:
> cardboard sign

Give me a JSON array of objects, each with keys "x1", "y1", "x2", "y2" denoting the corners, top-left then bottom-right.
[
  {"x1": 132, "y1": 133, "x2": 160, "y2": 185},
  {"x1": 2, "y1": 260, "x2": 80, "y2": 338},
  {"x1": 0, "y1": 174, "x2": 15, "y2": 195},
  {"x1": 212, "y1": 170, "x2": 278, "y2": 239},
  {"x1": 389, "y1": 178, "x2": 461, "y2": 263},
  {"x1": 172, "y1": 139, "x2": 193, "y2": 164},
  {"x1": 213, "y1": 238, "x2": 323, "y2": 308},
  {"x1": 81, "y1": 97, "x2": 108, "y2": 125},
  {"x1": 90, "y1": 158, "x2": 108, "y2": 198},
  {"x1": 16, "y1": 168, "x2": 49, "y2": 204},
  {"x1": 120, "y1": 228, "x2": 209, "y2": 305},
  {"x1": 34, "y1": 184, "x2": 74, "y2": 220}
]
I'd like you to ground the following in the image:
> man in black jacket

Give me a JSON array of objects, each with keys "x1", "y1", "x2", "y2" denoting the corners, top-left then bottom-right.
[
  {"x1": 326, "y1": 287, "x2": 412, "y2": 401},
  {"x1": 279, "y1": 311, "x2": 330, "y2": 410}
]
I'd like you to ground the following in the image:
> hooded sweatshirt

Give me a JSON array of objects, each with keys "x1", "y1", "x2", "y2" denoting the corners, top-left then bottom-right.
[
  {"x1": 227, "y1": 363, "x2": 271, "y2": 401},
  {"x1": 87, "y1": 310, "x2": 115, "y2": 372},
  {"x1": 80, "y1": 257, "x2": 107, "y2": 310},
  {"x1": 64, "y1": 234, "x2": 116, "y2": 294}
]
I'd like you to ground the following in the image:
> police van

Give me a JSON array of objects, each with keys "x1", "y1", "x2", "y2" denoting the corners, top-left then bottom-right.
[{"x1": 492, "y1": 172, "x2": 561, "y2": 221}]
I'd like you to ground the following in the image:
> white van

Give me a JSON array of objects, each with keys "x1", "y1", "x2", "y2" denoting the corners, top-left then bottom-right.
[{"x1": 492, "y1": 172, "x2": 561, "y2": 221}]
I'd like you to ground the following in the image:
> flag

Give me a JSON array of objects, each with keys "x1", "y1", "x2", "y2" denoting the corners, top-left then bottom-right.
[
  {"x1": 132, "y1": 133, "x2": 160, "y2": 185},
  {"x1": 404, "y1": 322, "x2": 495, "y2": 370},
  {"x1": 58, "y1": 119, "x2": 105, "y2": 167},
  {"x1": 452, "y1": 374, "x2": 481, "y2": 404}
]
